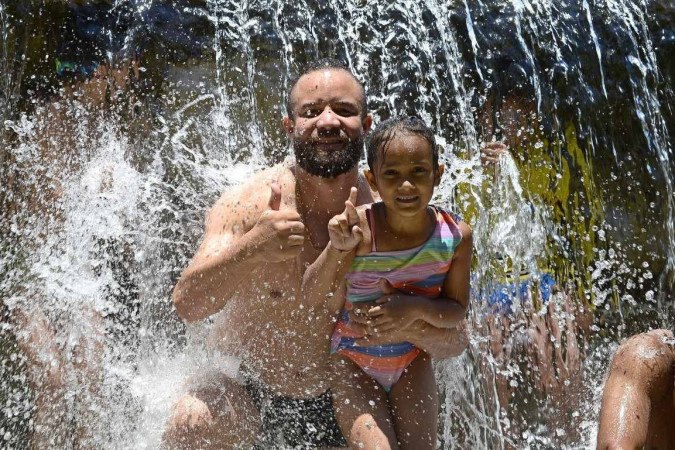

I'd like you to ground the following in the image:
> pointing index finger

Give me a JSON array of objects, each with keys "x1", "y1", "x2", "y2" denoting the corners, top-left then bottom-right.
[{"x1": 348, "y1": 186, "x2": 358, "y2": 205}]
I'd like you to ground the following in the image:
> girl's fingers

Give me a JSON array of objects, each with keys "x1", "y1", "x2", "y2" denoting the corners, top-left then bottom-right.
[
  {"x1": 337, "y1": 215, "x2": 349, "y2": 235},
  {"x1": 374, "y1": 316, "x2": 392, "y2": 327},
  {"x1": 345, "y1": 201, "x2": 358, "y2": 225},
  {"x1": 347, "y1": 186, "x2": 358, "y2": 205},
  {"x1": 375, "y1": 322, "x2": 396, "y2": 332},
  {"x1": 287, "y1": 235, "x2": 305, "y2": 246},
  {"x1": 352, "y1": 225, "x2": 363, "y2": 242}
]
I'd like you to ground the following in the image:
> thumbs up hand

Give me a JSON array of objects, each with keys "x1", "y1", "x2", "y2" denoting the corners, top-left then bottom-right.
[
  {"x1": 250, "y1": 183, "x2": 305, "y2": 263},
  {"x1": 327, "y1": 187, "x2": 364, "y2": 252},
  {"x1": 267, "y1": 182, "x2": 282, "y2": 211}
]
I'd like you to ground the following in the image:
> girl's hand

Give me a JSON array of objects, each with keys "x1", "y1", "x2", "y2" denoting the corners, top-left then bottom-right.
[
  {"x1": 358, "y1": 279, "x2": 426, "y2": 333},
  {"x1": 364, "y1": 295, "x2": 425, "y2": 332},
  {"x1": 328, "y1": 187, "x2": 363, "y2": 251}
]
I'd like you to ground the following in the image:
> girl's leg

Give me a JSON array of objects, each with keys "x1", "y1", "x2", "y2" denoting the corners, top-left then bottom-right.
[
  {"x1": 330, "y1": 355, "x2": 399, "y2": 450},
  {"x1": 388, "y1": 352, "x2": 438, "y2": 450}
]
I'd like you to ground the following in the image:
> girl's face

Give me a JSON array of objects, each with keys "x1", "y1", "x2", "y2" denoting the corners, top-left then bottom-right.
[{"x1": 365, "y1": 133, "x2": 444, "y2": 217}]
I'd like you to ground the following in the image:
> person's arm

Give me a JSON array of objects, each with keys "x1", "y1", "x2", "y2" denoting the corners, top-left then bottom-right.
[
  {"x1": 427, "y1": 220, "x2": 472, "y2": 327},
  {"x1": 596, "y1": 330, "x2": 674, "y2": 449},
  {"x1": 479, "y1": 142, "x2": 508, "y2": 166},
  {"x1": 348, "y1": 316, "x2": 469, "y2": 359},
  {"x1": 173, "y1": 178, "x2": 305, "y2": 322},
  {"x1": 301, "y1": 187, "x2": 364, "y2": 314},
  {"x1": 406, "y1": 319, "x2": 469, "y2": 359}
]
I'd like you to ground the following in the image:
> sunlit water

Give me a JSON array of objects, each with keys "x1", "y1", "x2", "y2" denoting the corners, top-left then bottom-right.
[{"x1": 0, "y1": 0, "x2": 673, "y2": 448}]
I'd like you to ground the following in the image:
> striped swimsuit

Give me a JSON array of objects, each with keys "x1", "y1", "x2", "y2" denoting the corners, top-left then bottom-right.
[{"x1": 331, "y1": 203, "x2": 463, "y2": 391}]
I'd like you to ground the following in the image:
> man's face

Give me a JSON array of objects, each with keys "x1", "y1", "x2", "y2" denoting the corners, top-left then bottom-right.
[{"x1": 284, "y1": 69, "x2": 372, "y2": 178}]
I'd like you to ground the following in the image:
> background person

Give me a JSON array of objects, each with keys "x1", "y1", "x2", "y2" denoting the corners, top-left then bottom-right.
[{"x1": 597, "y1": 328, "x2": 674, "y2": 449}]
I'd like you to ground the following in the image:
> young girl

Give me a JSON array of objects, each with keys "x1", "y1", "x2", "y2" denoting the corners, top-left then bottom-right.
[{"x1": 303, "y1": 116, "x2": 472, "y2": 449}]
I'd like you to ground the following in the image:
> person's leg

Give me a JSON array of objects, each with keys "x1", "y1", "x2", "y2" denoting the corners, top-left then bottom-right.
[
  {"x1": 330, "y1": 355, "x2": 399, "y2": 450},
  {"x1": 9, "y1": 305, "x2": 70, "y2": 448},
  {"x1": 162, "y1": 371, "x2": 261, "y2": 449},
  {"x1": 388, "y1": 352, "x2": 437, "y2": 450}
]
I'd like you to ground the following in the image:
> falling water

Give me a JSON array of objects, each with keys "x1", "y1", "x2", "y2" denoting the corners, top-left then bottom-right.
[{"x1": 0, "y1": 0, "x2": 672, "y2": 448}]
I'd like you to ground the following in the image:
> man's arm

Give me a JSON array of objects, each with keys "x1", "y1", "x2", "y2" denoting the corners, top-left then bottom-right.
[
  {"x1": 173, "y1": 177, "x2": 305, "y2": 322},
  {"x1": 597, "y1": 331, "x2": 674, "y2": 449},
  {"x1": 348, "y1": 318, "x2": 469, "y2": 359},
  {"x1": 406, "y1": 319, "x2": 469, "y2": 359}
]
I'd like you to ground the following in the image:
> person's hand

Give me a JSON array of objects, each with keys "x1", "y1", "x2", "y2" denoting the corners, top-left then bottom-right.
[
  {"x1": 249, "y1": 183, "x2": 305, "y2": 263},
  {"x1": 480, "y1": 141, "x2": 508, "y2": 166},
  {"x1": 354, "y1": 319, "x2": 429, "y2": 346},
  {"x1": 347, "y1": 280, "x2": 424, "y2": 341},
  {"x1": 327, "y1": 187, "x2": 363, "y2": 251},
  {"x1": 362, "y1": 279, "x2": 424, "y2": 332}
]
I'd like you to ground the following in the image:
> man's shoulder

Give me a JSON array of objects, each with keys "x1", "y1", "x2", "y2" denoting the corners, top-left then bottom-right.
[
  {"x1": 228, "y1": 164, "x2": 293, "y2": 196},
  {"x1": 207, "y1": 164, "x2": 295, "y2": 229},
  {"x1": 619, "y1": 329, "x2": 674, "y2": 357},
  {"x1": 215, "y1": 164, "x2": 294, "y2": 207}
]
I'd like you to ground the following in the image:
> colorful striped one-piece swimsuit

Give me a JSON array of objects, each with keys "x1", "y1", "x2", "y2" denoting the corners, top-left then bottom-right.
[{"x1": 331, "y1": 203, "x2": 463, "y2": 391}]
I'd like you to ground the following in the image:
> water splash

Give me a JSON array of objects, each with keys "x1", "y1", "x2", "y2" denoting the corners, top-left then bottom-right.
[{"x1": 0, "y1": 0, "x2": 672, "y2": 448}]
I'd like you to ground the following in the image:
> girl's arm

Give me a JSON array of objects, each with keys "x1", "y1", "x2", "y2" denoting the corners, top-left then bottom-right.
[
  {"x1": 301, "y1": 187, "x2": 368, "y2": 314},
  {"x1": 302, "y1": 242, "x2": 355, "y2": 314},
  {"x1": 421, "y1": 220, "x2": 472, "y2": 328}
]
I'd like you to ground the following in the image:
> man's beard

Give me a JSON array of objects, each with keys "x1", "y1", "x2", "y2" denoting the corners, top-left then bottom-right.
[{"x1": 293, "y1": 136, "x2": 364, "y2": 178}]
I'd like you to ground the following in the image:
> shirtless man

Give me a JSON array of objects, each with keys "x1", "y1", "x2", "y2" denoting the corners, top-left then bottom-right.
[
  {"x1": 597, "y1": 328, "x2": 675, "y2": 449},
  {"x1": 163, "y1": 59, "x2": 500, "y2": 448}
]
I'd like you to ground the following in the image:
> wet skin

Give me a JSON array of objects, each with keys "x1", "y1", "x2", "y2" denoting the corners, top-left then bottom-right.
[{"x1": 597, "y1": 329, "x2": 675, "y2": 449}]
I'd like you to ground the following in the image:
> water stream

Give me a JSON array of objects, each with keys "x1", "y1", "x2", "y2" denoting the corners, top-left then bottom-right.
[{"x1": 0, "y1": 0, "x2": 672, "y2": 448}]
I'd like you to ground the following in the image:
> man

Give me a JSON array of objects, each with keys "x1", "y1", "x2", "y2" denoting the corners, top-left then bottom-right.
[
  {"x1": 164, "y1": 59, "x2": 502, "y2": 448},
  {"x1": 597, "y1": 328, "x2": 675, "y2": 449}
]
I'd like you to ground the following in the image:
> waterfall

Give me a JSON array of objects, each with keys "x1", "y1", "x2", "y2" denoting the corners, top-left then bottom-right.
[{"x1": 0, "y1": 0, "x2": 672, "y2": 447}]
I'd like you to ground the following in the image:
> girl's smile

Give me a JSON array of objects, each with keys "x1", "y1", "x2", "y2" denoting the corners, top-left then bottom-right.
[{"x1": 366, "y1": 133, "x2": 444, "y2": 221}]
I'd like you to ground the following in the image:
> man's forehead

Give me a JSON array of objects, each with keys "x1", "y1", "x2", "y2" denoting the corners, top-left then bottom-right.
[{"x1": 292, "y1": 69, "x2": 363, "y2": 105}]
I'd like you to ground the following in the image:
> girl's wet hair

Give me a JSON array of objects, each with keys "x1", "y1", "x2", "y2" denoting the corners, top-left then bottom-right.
[{"x1": 366, "y1": 116, "x2": 439, "y2": 171}]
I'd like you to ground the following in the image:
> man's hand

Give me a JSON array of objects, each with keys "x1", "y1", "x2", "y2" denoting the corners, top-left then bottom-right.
[
  {"x1": 327, "y1": 187, "x2": 363, "y2": 251},
  {"x1": 480, "y1": 141, "x2": 508, "y2": 166},
  {"x1": 249, "y1": 184, "x2": 305, "y2": 263}
]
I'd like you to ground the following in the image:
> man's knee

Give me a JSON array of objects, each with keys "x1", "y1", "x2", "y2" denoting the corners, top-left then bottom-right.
[
  {"x1": 170, "y1": 394, "x2": 214, "y2": 429},
  {"x1": 162, "y1": 381, "x2": 261, "y2": 449},
  {"x1": 162, "y1": 394, "x2": 214, "y2": 449}
]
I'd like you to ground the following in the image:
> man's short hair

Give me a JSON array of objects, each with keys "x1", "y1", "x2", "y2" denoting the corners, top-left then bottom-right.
[{"x1": 285, "y1": 58, "x2": 367, "y2": 119}]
